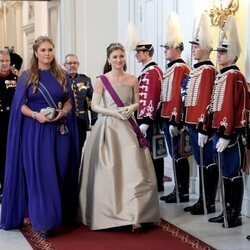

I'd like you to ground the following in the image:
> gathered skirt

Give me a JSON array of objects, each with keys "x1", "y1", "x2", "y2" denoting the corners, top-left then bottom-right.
[{"x1": 78, "y1": 115, "x2": 160, "y2": 230}]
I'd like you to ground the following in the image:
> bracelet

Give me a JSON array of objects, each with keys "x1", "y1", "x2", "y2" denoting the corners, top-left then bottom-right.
[
  {"x1": 32, "y1": 111, "x2": 37, "y2": 120},
  {"x1": 63, "y1": 108, "x2": 68, "y2": 116}
]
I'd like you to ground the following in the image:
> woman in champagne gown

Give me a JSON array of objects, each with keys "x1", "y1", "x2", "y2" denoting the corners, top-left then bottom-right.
[{"x1": 78, "y1": 43, "x2": 160, "y2": 231}]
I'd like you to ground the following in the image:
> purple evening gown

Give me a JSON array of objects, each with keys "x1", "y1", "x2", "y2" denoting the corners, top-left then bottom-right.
[{"x1": 0, "y1": 70, "x2": 79, "y2": 231}]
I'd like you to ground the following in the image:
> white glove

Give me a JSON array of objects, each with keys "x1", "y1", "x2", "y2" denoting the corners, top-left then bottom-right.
[
  {"x1": 139, "y1": 124, "x2": 149, "y2": 137},
  {"x1": 216, "y1": 138, "x2": 230, "y2": 153},
  {"x1": 110, "y1": 109, "x2": 128, "y2": 120},
  {"x1": 91, "y1": 93, "x2": 127, "y2": 120},
  {"x1": 169, "y1": 125, "x2": 178, "y2": 137},
  {"x1": 198, "y1": 133, "x2": 208, "y2": 148},
  {"x1": 119, "y1": 103, "x2": 138, "y2": 119}
]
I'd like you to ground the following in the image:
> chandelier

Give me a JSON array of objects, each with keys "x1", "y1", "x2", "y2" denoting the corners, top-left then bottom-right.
[{"x1": 208, "y1": 0, "x2": 239, "y2": 28}]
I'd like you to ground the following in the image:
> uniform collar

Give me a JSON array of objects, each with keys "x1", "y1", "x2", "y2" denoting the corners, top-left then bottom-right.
[
  {"x1": 167, "y1": 58, "x2": 185, "y2": 68},
  {"x1": 141, "y1": 61, "x2": 157, "y2": 72},
  {"x1": 69, "y1": 73, "x2": 78, "y2": 80},
  {"x1": 193, "y1": 60, "x2": 214, "y2": 69},
  {"x1": 220, "y1": 65, "x2": 239, "y2": 74}
]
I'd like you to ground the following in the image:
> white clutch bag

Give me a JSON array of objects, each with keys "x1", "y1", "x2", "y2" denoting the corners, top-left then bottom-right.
[{"x1": 40, "y1": 107, "x2": 56, "y2": 120}]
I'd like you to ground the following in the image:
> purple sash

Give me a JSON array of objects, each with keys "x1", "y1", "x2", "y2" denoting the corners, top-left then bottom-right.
[{"x1": 99, "y1": 75, "x2": 150, "y2": 148}]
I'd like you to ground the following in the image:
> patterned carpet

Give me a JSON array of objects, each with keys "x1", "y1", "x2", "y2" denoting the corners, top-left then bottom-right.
[{"x1": 20, "y1": 218, "x2": 214, "y2": 250}]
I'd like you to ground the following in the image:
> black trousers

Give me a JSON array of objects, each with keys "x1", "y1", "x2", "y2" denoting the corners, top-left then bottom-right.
[
  {"x1": 146, "y1": 123, "x2": 164, "y2": 190},
  {"x1": 0, "y1": 113, "x2": 10, "y2": 192},
  {"x1": 76, "y1": 118, "x2": 88, "y2": 155}
]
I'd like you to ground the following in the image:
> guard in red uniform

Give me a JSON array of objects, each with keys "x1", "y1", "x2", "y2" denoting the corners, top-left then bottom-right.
[
  {"x1": 159, "y1": 12, "x2": 191, "y2": 203},
  {"x1": 208, "y1": 16, "x2": 250, "y2": 228},
  {"x1": 135, "y1": 40, "x2": 164, "y2": 191},
  {"x1": 183, "y1": 13, "x2": 218, "y2": 214}
]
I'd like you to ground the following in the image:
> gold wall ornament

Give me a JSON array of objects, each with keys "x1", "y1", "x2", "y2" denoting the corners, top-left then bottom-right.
[{"x1": 207, "y1": 0, "x2": 239, "y2": 28}]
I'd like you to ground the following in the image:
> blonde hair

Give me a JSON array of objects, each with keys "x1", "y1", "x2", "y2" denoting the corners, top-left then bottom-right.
[{"x1": 28, "y1": 36, "x2": 67, "y2": 92}]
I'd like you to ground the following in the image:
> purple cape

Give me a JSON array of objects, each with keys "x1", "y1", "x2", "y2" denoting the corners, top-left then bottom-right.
[{"x1": 0, "y1": 70, "x2": 79, "y2": 230}]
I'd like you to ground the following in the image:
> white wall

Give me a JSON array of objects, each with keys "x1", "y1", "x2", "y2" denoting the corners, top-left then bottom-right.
[
  {"x1": 58, "y1": 0, "x2": 118, "y2": 82},
  {"x1": 82, "y1": 0, "x2": 118, "y2": 80},
  {"x1": 1, "y1": 0, "x2": 119, "y2": 82}
]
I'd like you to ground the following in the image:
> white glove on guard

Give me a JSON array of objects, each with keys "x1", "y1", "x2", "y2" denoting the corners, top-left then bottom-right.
[
  {"x1": 169, "y1": 125, "x2": 178, "y2": 137},
  {"x1": 139, "y1": 124, "x2": 149, "y2": 137},
  {"x1": 198, "y1": 133, "x2": 208, "y2": 148},
  {"x1": 216, "y1": 138, "x2": 230, "y2": 153}
]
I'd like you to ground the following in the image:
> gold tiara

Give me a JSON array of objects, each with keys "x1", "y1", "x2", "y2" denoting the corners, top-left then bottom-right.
[{"x1": 35, "y1": 35, "x2": 53, "y2": 43}]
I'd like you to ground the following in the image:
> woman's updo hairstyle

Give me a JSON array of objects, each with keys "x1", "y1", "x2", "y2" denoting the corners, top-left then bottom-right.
[{"x1": 103, "y1": 43, "x2": 127, "y2": 73}]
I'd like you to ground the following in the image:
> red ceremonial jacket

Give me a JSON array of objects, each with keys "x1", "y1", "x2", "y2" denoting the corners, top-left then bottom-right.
[
  {"x1": 161, "y1": 59, "x2": 190, "y2": 124},
  {"x1": 211, "y1": 65, "x2": 250, "y2": 137},
  {"x1": 184, "y1": 61, "x2": 216, "y2": 132},
  {"x1": 137, "y1": 62, "x2": 163, "y2": 123}
]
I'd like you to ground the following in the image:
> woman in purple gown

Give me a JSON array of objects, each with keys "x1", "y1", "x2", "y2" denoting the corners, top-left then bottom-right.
[{"x1": 0, "y1": 36, "x2": 79, "y2": 237}]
